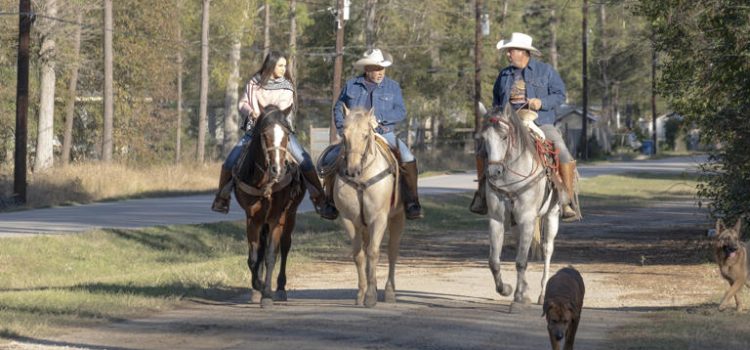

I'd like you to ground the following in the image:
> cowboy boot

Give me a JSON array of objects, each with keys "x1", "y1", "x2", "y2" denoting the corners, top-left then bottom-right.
[
  {"x1": 559, "y1": 161, "x2": 581, "y2": 221},
  {"x1": 469, "y1": 155, "x2": 488, "y2": 215},
  {"x1": 211, "y1": 167, "x2": 233, "y2": 214},
  {"x1": 401, "y1": 160, "x2": 424, "y2": 220},
  {"x1": 302, "y1": 169, "x2": 338, "y2": 220}
]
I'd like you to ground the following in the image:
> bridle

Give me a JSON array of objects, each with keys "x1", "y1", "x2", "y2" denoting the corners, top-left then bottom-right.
[
  {"x1": 485, "y1": 113, "x2": 545, "y2": 197},
  {"x1": 235, "y1": 116, "x2": 296, "y2": 198},
  {"x1": 338, "y1": 126, "x2": 396, "y2": 227}
]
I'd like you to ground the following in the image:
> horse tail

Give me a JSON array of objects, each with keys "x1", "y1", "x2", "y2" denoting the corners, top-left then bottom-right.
[{"x1": 530, "y1": 216, "x2": 544, "y2": 261}]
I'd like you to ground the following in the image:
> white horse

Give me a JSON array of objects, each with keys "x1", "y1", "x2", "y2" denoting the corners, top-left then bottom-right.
[
  {"x1": 481, "y1": 104, "x2": 561, "y2": 305},
  {"x1": 334, "y1": 107, "x2": 405, "y2": 308}
]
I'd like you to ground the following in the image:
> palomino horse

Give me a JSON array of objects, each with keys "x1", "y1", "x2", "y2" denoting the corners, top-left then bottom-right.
[
  {"x1": 233, "y1": 105, "x2": 305, "y2": 308},
  {"x1": 481, "y1": 104, "x2": 560, "y2": 306},
  {"x1": 334, "y1": 107, "x2": 404, "y2": 308}
]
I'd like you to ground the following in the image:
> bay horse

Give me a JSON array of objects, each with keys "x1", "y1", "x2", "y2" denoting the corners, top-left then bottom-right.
[
  {"x1": 233, "y1": 105, "x2": 305, "y2": 308},
  {"x1": 481, "y1": 104, "x2": 561, "y2": 306},
  {"x1": 334, "y1": 107, "x2": 404, "y2": 308}
]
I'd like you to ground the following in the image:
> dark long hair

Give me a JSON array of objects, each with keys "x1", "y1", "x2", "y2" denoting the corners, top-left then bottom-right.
[{"x1": 254, "y1": 51, "x2": 295, "y2": 86}]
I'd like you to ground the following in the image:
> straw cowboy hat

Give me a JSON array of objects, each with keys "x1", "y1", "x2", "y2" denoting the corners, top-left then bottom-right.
[
  {"x1": 496, "y1": 32, "x2": 542, "y2": 56},
  {"x1": 354, "y1": 48, "x2": 393, "y2": 69}
]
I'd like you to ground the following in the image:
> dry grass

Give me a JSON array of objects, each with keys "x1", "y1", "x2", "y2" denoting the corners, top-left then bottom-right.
[{"x1": 0, "y1": 162, "x2": 221, "y2": 210}]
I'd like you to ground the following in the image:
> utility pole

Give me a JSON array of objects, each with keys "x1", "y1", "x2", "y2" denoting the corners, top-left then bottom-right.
[
  {"x1": 330, "y1": 0, "x2": 346, "y2": 143},
  {"x1": 580, "y1": 0, "x2": 589, "y2": 160},
  {"x1": 474, "y1": 0, "x2": 483, "y2": 139},
  {"x1": 651, "y1": 40, "x2": 657, "y2": 155},
  {"x1": 14, "y1": 0, "x2": 33, "y2": 204}
]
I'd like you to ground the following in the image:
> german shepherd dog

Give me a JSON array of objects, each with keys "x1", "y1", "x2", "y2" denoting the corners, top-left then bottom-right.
[
  {"x1": 714, "y1": 217, "x2": 749, "y2": 311},
  {"x1": 542, "y1": 267, "x2": 585, "y2": 350}
]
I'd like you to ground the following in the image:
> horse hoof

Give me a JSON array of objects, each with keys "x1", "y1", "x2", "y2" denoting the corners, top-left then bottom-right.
[
  {"x1": 250, "y1": 290, "x2": 262, "y2": 304},
  {"x1": 364, "y1": 296, "x2": 377, "y2": 308},
  {"x1": 274, "y1": 290, "x2": 288, "y2": 302},
  {"x1": 509, "y1": 301, "x2": 530, "y2": 314},
  {"x1": 514, "y1": 295, "x2": 532, "y2": 304},
  {"x1": 260, "y1": 297, "x2": 274, "y2": 308},
  {"x1": 498, "y1": 283, "x2": 513, "y2": 297},
  {"x1": 384, "y1": 289, "x2": 396, "y2": 303}
]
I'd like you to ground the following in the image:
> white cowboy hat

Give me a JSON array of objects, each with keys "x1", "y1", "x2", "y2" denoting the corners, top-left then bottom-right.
[
  {"x1": 353, "y1": 48, "x2": 393, "y2": 69},
  {"x1": 496, "y1": 32, "x2": 541, "y2": 56}
]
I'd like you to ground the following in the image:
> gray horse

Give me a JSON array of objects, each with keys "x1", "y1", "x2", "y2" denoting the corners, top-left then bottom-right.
[{"x1": 480, "y1": 104, "x2": 561, "y2": 305}]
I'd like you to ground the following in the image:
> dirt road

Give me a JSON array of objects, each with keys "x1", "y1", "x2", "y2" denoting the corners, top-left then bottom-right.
[{"x1": 5, "y1": 195, "x2": 718, "y2": 350}]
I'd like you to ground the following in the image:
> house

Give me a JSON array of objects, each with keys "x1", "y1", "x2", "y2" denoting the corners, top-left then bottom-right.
[{"x1": 553, "y1": 104, "x2": 600, "y2": 157}]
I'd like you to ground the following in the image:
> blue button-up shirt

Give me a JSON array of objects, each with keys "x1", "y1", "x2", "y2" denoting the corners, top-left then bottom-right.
[
  {"x1": 492, "y1": 59, "x2": 566, "y2": 125},
  {"x1": 334, "y1": 76, "x2": 407, "y2": 135}
]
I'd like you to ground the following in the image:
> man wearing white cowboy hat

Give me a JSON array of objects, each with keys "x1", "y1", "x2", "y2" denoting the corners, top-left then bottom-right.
[
  {"x1": 318, "y1": 48, "x2": 423, "y2": 220},
  {"x1": 469, "y1": 32, "x2": 581, "y2": 221}
]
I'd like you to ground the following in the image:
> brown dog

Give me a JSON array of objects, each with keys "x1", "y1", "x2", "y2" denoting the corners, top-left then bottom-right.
[
  {"x1": 543, "y1": 267, "x2": 585, "y2": 350},
  {"x1": 714, "y1": 217, "x2": 750, "y2": 311}
]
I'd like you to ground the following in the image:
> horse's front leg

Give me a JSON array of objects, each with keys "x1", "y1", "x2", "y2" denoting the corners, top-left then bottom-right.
[
  {"x1": 364, "y1": 216, "x2": 388, "y2": 308},
  {"x1": 275, "y1": 214, "x2": 295, "y2": 302},
  {"x1": 261, "y1": 223, "x2": 284, "y2": 308},
  {"x1": 489, "y1": 216, "x2": 512, "y2": 297},
  {"x1": 538, "y1": 205, "x2": 561, "y2": 305},
  {"x1": 513, "y1": 217, "x2": 536, "y2": 304},
  {"x1": 384, "y1": 212, "x2": 405, "y2": 303},
  {"x1": 342, "y1": 219, "x2": 366, "y2": 305},
  {"x1": 246, "y1": 218, "x2": 264, "y2": 304}
]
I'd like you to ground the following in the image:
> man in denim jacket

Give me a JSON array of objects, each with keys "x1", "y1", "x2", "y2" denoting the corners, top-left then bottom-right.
[
  {"x1": 319, "y1": 48, "x2": 423, "y2": 220},
  {"x1": 470, "y1": 32, "x2": 580, "y2": 221}
]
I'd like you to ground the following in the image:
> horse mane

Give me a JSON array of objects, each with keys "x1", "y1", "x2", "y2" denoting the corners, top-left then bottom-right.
[
  {"x1": 237, "y1": 105, "x2": 292, "y2": 181},
  {"x1": 488, "y1": 105, "x2": 536, "y2": 156},
  {"x1": 343, "y1": 107, "x2": 375, "y2": 135}
]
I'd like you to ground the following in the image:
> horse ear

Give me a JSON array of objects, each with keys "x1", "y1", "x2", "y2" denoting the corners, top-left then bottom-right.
[
  {"x1": 281, "y1": 105, "x2": 293, "y2": 116},
  {"x1": 368, "y1": 107, "x2": 375, "y2": 117},
  {"x1": 503, "y1": 103, "x2": 513, "y2": 117},
  {"x1": 343, "y1": 104, "x2": 350, "y2": 116},
  {"x1": 370, "y1": 117, "x2": 378, "y2": 130},
  {"x1": 258, "y1": 103, "x2": 265, "y2": 115},
  {"x1": 478, "y1": 102, "x2": 487, "y2": 116}
]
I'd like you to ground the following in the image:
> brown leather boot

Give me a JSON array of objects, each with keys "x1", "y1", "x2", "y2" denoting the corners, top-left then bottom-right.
[
  {"x1": 401, "y1": 160, "x2": 423, "y2": 219},
  {"x1": 559, "y1": 161, "x2": 581, "y2": 221},
  {"x1": 211, "y1": 167, "x2": 233, "y2": 214},
  {"x1": 469, "y1": 155, "x2": 488, "y2": 215},
  {"x1": 302, "y1": 169, "x2": 338, "y2": 220}
]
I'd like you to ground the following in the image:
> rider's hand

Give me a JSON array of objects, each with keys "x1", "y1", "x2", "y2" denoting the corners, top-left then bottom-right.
[{"x1": 528, "y1": 98, "x2": 542, "y2": 111}]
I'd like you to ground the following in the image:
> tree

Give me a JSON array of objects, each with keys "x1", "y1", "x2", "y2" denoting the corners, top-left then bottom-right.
[
  {"x1": 34, "y1": 0, "x2": 58, "y2": 171},
  {"x1": 61, "y1": 10, "x2": 84, "y2": 165},
  {"x1": 102, "y1": 0, "x2": 114, "y2": 162},
  {"x1": 636, "y1": 0, "x2": 750, "y2": 221},
  {"x1": 197, "y1": 0, "x2": 211, "y2": 162}
]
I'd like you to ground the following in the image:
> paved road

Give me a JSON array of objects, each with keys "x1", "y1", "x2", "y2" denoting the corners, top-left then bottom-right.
[{"x1": 0, "y1": 155, "x2": 707, "y2": 237}]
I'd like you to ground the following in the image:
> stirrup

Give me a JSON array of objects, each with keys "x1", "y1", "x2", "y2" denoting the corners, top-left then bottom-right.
[{"x1": 469, "y1": 191, "x2": 487, "y2": 215}]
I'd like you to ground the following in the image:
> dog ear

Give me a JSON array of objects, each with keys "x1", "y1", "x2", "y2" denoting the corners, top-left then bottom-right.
[
  {"x1": 717, "y1": 219, "x2": 725, "y2": 234},
  {"x1": 542, "y1": 300, "x2": 550, "y2": 317},
  {"x1": 734, "y1": 217, "x2": 743, "y2": 236},
  {"x1": 567, "y1": 301, "x2": 577, "y2": 315}
]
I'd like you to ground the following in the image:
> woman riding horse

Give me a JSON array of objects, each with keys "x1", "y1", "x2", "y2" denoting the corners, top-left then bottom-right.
[{"x1": 211, "y1": 51, "x2": 336, "y2": 218}]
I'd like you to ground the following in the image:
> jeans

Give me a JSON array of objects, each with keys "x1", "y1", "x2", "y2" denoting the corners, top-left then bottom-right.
[
  {"x1": 320, "y1": 131, "x2": 414, "y2": 168},
  {"x1": 223, "y1": 133, "x2": 314, "y2": 172},
  {"x1": 538, "y1": 124, "x2": 574, "y2": 163}
]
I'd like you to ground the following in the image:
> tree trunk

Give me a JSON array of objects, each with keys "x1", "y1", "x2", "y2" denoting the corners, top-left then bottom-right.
[
  {"x1": 263, "y1": 0, "x2": 270, "y2": 58},
  {"x1": 597, "y1": 4, "x2": 611, "y2": 153},
  {"x1": 62, "y1": 10, "x2": 83, "y2": 166},
  {"x1": 222, "y1": 37, "x2": 242, "y2": 157},
  {"x1": 289, "y1": 0, "x2": 297, "y2": 83},
  {"x1": 176, "y1": 3, "x2": 183, "y2": 163},
  {"x1": 102, "y1": 0, "x2": 114, "y2": 162},
  {"x1": 549, "y1": 8, "x2": 559, "y2": 71},
  {"x1": 35, "y1": 0, "x2": 58, "y2": 172},
  {"x1": 365, "y1": 0, "x2": 377, "y2": 50},
  {"x1": 197, "y1": 0, "x2": 211, "y2": 162}
]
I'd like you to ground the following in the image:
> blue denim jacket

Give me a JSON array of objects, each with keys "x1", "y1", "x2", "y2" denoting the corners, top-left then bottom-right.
[
  {"x1": 334, "y1": 76, "x2": 407, "y2": 135},
  {"x1": 492, "y1": 59, "x2": 566, "y2": 125}
]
